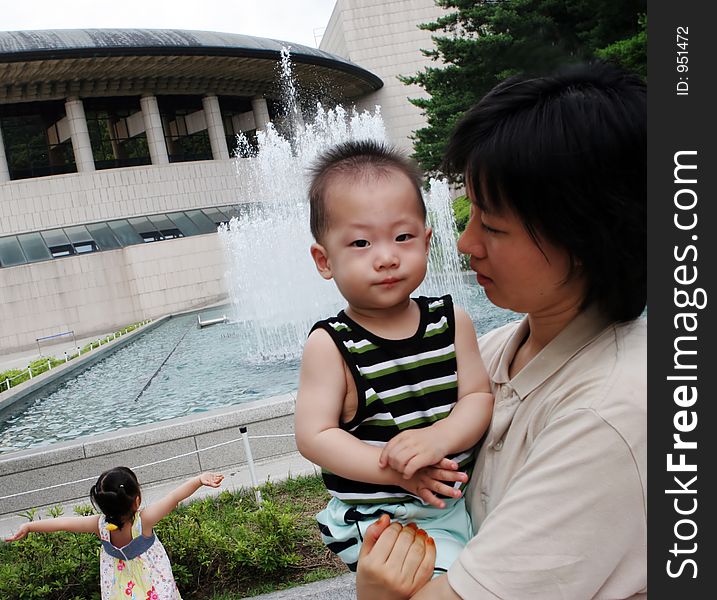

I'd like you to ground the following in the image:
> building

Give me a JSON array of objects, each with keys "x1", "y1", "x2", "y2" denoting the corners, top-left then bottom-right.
[
  {"x1": 319, "y1": 0, "x2": 447, "y2": 153},
  {"x1": 0, "y1": 29, "x2": 381, "y2": 352}
]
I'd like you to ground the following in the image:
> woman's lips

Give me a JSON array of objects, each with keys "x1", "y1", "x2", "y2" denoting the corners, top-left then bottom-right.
[{"x1": 475, "y1": 271, "x2": 492, "y2": 286}]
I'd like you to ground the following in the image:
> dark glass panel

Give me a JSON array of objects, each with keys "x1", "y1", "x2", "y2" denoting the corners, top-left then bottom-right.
[
  {"x1": 0, "y1": 236, "x2": 27, "y2": 267},
  {"x1": 107, "y1": 220, "x2": 144, "y2": 246},
  {"x1": 148, "y1": 215, "x2": 183, "y2": 240},
  {"x1": 86, "y1": 223, "x2": 122, "y2": 250},
  {"x1": 184, "y1": 210, "x2": 218, "y2": 234},
  {"x1": 41, "y1": 229, "x2": 75, "y2": 258},
  {"x1": 64, "y1": 225, "x2": 98, "y2": 254},
  {"x1": 16, "y1": 232, "x2": 52, "y2": 262},
  {"x1": 166, "y1": 212, "x2": 201, "y2": 236}
]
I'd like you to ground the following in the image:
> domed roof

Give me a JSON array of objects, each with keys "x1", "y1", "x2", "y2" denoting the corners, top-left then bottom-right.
[{"x1": 0, "y1": 29, "x2": 382, "y2": 103}]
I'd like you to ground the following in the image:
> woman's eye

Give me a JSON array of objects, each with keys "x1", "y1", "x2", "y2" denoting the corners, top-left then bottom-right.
[
  {"x1": 481, "y1": 221, "x2": 500, "y2": 234},
  {"x1": 396, "y1": 233, "x2": 414, "y2": 242},
  {"x1": 351, "y1": 239, "x2": 370, "y2": 248}
]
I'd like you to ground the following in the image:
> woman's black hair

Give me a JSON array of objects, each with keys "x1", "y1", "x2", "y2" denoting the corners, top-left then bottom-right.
[
  {"x1": 444, "y1": 61, "x2": 646, "y2": 322},
  {"x1": 90, "y1": 466, "x2": 141, "y2": 529}
]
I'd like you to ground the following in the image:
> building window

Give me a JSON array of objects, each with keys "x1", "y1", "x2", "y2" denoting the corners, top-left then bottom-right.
[
  {"x1": 41, "y1": 229, "x2": 75, "y2": 258},
  {"x1": 17, "y1": 232, "x2": 52, "y2": 263},
  {"x1": 0, "y1": 101, "x2": 76, "y2": 180},
  {"x1": 0, "y1": 206, "x2": 242, "y2": 267},
  {"x1": 219, "y1": 96, "x2": 256, "y2": 156},
  {"x1": 64, "y1": 225, "x2": 99, "y2": 254},
  {"x1": 86, "y1": 223, "x2": 122, "y2": 250},
  {"x1": 148, "y1": 215, "x2": 184, "y2": 240},
  {"x1": 85, "y1": 97, "x2": 151, "y2": 170},
  {"x1": 107, "y1": 220, "x2": 144, "y2": 246},
  {"x1": 0, "y1": 236, "x2": 27, "y2": 267},
  {"x1": 159, "y1": 96, "x2": 212, "y2": 163}
]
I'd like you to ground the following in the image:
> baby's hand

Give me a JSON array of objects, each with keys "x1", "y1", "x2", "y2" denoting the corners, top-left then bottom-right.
[
  {"x1": 405, "y1": 463, "x2": 467, "y2": 509},
  {"x1": 4, "y1": 523, "x2": 30, "y2": 542},
  {"x1": 199, "y1": 472, "x2": 224, "y2": 488},
  {"x1": 378, "y1": 428, "x2": 448, "y2": 479}
]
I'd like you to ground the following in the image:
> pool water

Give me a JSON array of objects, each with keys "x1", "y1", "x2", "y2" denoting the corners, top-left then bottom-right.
[{"x1": 0, "y1": 281, "x2": 520, "y2": 454}]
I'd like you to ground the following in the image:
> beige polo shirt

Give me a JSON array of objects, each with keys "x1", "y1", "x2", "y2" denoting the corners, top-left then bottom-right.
[{"x1": 448, "y1": 307, "x2": 647, "y2": 599}]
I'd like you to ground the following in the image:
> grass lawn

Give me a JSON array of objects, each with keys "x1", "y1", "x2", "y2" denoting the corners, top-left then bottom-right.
[{"x1": 0, "y1": 474, "x2": 348, "y2": 599}]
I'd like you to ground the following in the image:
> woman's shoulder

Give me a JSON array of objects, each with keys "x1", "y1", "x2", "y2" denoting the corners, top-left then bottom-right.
[{"x1": 478, "y1": 318, "x2": 523, "y2": 353}]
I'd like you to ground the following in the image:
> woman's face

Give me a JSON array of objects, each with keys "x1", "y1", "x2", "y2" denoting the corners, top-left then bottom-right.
[{"x1": 457, "y1": 186, "x2": 587, "y2": 317}]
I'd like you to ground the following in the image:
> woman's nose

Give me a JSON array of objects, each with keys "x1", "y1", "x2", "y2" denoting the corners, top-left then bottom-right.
[{"x1": 457, "y1": 225, "x2": 486, "y2": 258}]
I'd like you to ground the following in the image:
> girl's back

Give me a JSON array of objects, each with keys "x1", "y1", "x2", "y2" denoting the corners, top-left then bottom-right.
[{"x1": 99, "y1": 511, "x2": 180, "y2": 599}]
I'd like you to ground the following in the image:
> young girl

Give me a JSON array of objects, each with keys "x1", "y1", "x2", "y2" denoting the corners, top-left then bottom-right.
[{"x1": 4, "y1": 466, "x2": 224, "y2": 599}]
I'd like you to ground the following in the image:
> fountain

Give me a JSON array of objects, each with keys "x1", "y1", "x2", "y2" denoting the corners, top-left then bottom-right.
[
  {"x1": 0, "y1": 50, "x2": 515, "y2": 455},
  {"x1": 218, "y1": 49, "x2": 470, "y2": 361}
]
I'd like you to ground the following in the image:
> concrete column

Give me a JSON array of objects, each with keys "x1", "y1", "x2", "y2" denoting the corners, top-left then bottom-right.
[
  {"x1": 0, "y1": 124, "x2": 10, "y2": 182},
  {"x1": 140, "y1": 94, "x2": 169, "y2": 165},
  {"x1": 64, "y1": 97, "x2": 95, "y2": 172},
  {"x1": 251, "y1": 96, "x2": 271, "y2": 132},
  {"x1": 202, "y1": 95, "x2": 229, "y2": 160}
]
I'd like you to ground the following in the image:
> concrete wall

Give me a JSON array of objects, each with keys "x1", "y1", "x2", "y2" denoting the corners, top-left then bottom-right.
[
  {"x1": 320, "y1": 0, "x2": 447, "y2": 153},
  {"x1": 0, "y1": 233, "x2": 227, "y2": 352},
  {"x1": 0, "y1": 394, "x2": 298, "y2": 517},
  {"x1": 0, "y1": 158, "x2": 248, "y2": 236},
  {"x1": 0, "y1": 158, "x2": 259, "y2": 352}
]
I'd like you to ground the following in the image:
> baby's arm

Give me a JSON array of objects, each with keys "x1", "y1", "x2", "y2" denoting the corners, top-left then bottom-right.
[
  {"x1": 141, "y1": 472, "x2": 224, "y2": 532},
  {"x1": 295, "y1": 329, "x2": 465, "y2": 507},
  {"x1": 379, "y1": 306, "x2": 494, "y2": 478},
  {"x1": 4, "y1": 514, "x2": 100, "y2": 541}
]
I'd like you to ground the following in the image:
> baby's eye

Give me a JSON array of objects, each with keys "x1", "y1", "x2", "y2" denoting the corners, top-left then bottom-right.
[
  {"x1": 351, "y1": 239, "x2": 370, "y2": 248},
  {"x1": 395, "y1": 233, "x2": 414, "y2": 242}
]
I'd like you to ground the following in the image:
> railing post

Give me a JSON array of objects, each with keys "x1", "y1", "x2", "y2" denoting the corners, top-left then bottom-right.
[
  {"x1": 240, "y1": 427, "x2": 263, "y2": 504},
  {"x1": 47, "y1": 359, "x2": 51, "y2": 371},
  {"x1": 28, "y1": 367, "x2": 33, "y2": 379},
  {"x1": 64, "y1": 351, "x2": 68, "y2": 363}
]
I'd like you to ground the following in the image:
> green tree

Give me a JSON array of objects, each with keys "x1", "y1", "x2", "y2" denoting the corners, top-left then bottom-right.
[
  {"x1": 405, "y1": 0, "x2": 647, "y2": 176},
  {"x1": 596, "y1": 13, "x2": 647, "y2": 79}
]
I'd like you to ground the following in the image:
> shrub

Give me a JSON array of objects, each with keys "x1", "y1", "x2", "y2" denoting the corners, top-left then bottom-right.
[
  {"x1": 0, "y1": 475, "x2": 340, "y2": 600},
  {"x1": 453, "y1": 195, "x2": 470, "y2": 233}
]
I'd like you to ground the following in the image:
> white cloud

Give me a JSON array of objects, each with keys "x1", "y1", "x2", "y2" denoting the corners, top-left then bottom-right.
[{"x1": 0, "y1": 0, "x2": 337, "y2": 48}]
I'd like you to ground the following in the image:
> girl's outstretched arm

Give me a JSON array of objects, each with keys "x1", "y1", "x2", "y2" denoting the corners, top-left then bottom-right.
[
  {"x1": 141, "y1": 472, "x2": 224, "y2": 532},
  {"x1": 4, "y1": 514, "x2": 100, "y2": 541}
]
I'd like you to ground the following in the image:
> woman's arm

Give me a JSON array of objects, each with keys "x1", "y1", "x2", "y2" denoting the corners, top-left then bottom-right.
[
  {"x1": 359, "y1": 409, "x2": 646, "y2": 599},
  {"x1": 141, "y1": 472, "x2": 223, "y2": 532},
  {"x1": 4, "y1": 514, "x2": 100, "y2": 541}
]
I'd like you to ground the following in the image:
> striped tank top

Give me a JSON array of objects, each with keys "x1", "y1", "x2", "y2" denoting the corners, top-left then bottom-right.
[{"x1": 311, "y1": 294, "x2": 474, "y2": 505}]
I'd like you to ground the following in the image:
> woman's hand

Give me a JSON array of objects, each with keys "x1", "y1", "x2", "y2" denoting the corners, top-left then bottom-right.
[
  {"x1": 199, "y1": 472, "x2": 224, "y2": 487},
  {"x1": 356, "y1": 514, "x2": 436, "y2": 600},
  {"x1": 4, "y1": 522, "x2": 31, "y2": 542}
]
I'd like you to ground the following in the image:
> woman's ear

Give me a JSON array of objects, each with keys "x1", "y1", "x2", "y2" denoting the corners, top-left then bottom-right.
[{"x1": 310, "y1": 243, "x2": 333, "y2": 280}]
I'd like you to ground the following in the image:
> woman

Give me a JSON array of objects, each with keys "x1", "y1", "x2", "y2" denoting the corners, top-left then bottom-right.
[{"x1": 355, "y1": 61, "x2": 647, "y2": 599}]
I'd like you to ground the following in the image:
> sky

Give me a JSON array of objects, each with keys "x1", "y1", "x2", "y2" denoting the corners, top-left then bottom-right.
[{"x1": 0, "y1": 0, "x2": 337, "y2": 48}]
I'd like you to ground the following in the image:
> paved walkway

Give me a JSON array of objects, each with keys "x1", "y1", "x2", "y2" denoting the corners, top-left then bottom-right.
[{"x1": 0, "y1": 330, "x2": 116, "y2": 373}]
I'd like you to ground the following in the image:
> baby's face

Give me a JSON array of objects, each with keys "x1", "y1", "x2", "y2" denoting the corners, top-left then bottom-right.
[{"x1": 314, "y1": 168, "x2": 431, "y2": 313}]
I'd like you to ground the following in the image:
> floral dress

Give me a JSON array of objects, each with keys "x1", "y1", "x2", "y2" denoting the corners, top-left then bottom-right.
[{"x1": 98, "y1": 512, "x2": 181, "y2": 600}]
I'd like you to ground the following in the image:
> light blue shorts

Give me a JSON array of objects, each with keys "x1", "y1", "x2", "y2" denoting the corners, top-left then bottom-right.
[{"x1": 316, "y1": 496, "x2": 472, "y2": 574}]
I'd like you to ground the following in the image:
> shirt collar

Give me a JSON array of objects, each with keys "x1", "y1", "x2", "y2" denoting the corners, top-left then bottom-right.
[{"x1": 492, "y1": 305, "x2": 613, "y2": 399}]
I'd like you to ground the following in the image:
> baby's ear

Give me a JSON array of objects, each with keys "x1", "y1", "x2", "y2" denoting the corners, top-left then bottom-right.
[
  {"x1": 424, "y1": 227, "x2": 433, "y2": 254},
  {"x1": 310, "y1": 243, "x2": 333, "y2": 280}
]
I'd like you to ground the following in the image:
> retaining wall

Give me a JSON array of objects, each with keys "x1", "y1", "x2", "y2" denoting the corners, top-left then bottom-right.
[{"x1": 0, "y1": 394, "x2": 297, "y2": 517}]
